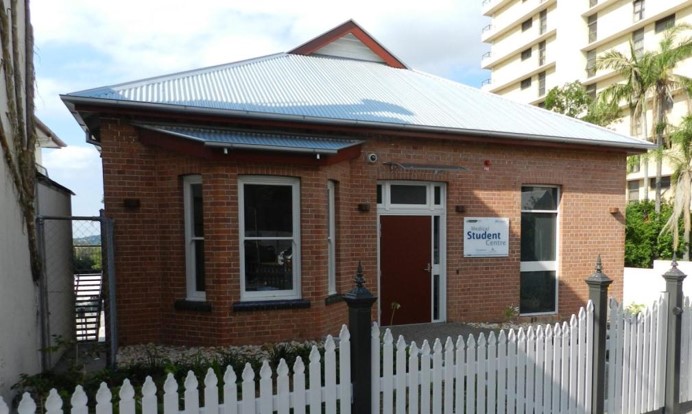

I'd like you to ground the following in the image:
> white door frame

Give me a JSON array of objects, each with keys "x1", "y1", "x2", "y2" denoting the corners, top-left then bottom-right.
[{"x1": 376, "y1": 181, "x2": 447, "y2": 324}]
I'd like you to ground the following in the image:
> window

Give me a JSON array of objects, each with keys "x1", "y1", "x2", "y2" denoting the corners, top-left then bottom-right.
[
  {"x1": 588, "y1": 14, "x2": 598, "y2": 43},
  {"x1": 520, "y1": 186, "x2": 559, "y2": 314},
  {"x1": 538, "y1": 41, "x2": 546, "y2": 65},
  {"x1": 239, "y1": 176, "x2": 300, "y2": 300},
  {"x1": 521, "y1": 77, "x2": 532, "y2": 89},
  {"x1": 538, "y1": 72, "x2": 546, "y2": 96},
  {"x1": 522, "y1": 18, "x2": 533, "y2": 31},
  {"x1": 586, "y1": 50, "x2": 596, "y2": 77},
  {"x1": 633, "y1": 0, "x2": 644, "y2": 21},
  {"x1": 633, "y1": 29, "x2": 644, "y2": 58},
  {"x1": 184, "y1": 175, "x2": 205, "y2": 301},
  {"x1": 521, "y1": 48, "x2": 532, "y2": 61},
  {"x1": 628, "y1": 155, "x2": 641, "y2": 173},
  {"x1": 628, "y1": 181, "x2": 640, "y2": 202},
  {"x1": 650, "y1": 176, "x2": 671, "y2": 190},
  {"x1": 586, "y1": 83, "x2": 597, "y2": 99},
  {"x1": 327, "y1": 181, "x2": 337, "y2": 296},
  {"x1": 631, "y1": 113, "x2": 643, "y2": 137},
  {"x1": 655, "y1": 15, "x2": 675, "y2": 33},
  {"x1": 539, "y1": 10, "x2": 547, "y2": 35}
]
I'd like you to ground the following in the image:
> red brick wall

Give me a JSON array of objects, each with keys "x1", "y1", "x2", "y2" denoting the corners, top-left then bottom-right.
[{"x1": 100, "y1": 119, "x2": 626, "y2": 346}]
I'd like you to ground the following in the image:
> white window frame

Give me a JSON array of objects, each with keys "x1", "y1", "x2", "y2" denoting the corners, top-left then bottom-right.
[
  {"x1": 238, "y1": 176, "x2": 301, "y2": 301},
  {"x1": 184, "y1": 175, "x2": 205, "y2": 301},
  {"x1": 520, "y1": 186, "x2": 560, "y2": 315},
  {"x1": 327, "y1": 181, "x2": 337, "y2": 295}
]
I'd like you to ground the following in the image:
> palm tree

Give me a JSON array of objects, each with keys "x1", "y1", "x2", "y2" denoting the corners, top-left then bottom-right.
[
  {"x1": 597, "y1": 24, "x2": 692, "y2": 213},
  {"x1": 597, "y1": 42, "x2": 656, "y2": 201},
  {"x1": 661, "y1": 115, "x2": 692, "y2": 260},
  {"x1": 649, "y1": 24, "x2": 692, "y2": 213}
]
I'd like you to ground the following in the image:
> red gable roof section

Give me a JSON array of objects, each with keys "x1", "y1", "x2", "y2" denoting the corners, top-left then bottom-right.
[{"x1": 289, "y1": 20, "x2": 408, "y2": 69}]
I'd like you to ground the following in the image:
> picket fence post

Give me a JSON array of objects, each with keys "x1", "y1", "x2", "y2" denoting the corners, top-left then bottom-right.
[
  {"x1": 663, "y1": 259, "x2": 687, "y2": 414},
  {"x1": 343, "y1": 262, "x2": 377, "y2": 414},
  {"x1": 585, "y1": 255, "x2": 612, "y2": 414}
]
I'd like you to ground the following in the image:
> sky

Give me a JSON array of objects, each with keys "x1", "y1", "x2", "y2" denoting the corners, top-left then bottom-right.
[{"x1": 31, "y1": 0, "x2": 489, "y2": 216}]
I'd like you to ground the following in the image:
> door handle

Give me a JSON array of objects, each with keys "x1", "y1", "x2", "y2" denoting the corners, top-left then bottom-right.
[{"x1": 424, "y1": 263, "x2": 431, "y2": 273}]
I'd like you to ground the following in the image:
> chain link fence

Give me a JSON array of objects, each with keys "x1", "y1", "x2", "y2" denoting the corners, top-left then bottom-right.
[{"x1": 37, "y1": 215, "x2": 114, "y2": 367}]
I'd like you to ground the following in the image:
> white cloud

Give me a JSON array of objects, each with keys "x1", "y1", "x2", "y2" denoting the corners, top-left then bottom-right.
[
  {"x1": 43, "y1": 145, "x2": 101, "y2": 176},
  {"x1": 31, "y1": 0, "x2": 488, "y2": 82}
]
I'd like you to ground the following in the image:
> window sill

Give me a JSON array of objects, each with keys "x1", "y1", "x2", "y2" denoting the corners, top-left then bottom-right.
[
  {"x1": 174, "y1": 299, "x2": 212, "y2": 312},
  {"x1": 233, "y1": 299, "x2": 311, "y2": 312},
  {"x1": 325, "y1": 294, "x2": 343, "y2": 306}
]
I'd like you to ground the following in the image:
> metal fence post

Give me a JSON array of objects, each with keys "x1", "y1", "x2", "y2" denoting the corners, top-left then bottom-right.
[
  {"x1": 343, "y1": 262, "x2": 377, "y2": 414},
  {"x1": 585, "y1": 256, "x2": 612, "y2": 414},
  {"x1": 663, "y1": 259, "x2": 686, "y2": 414}
]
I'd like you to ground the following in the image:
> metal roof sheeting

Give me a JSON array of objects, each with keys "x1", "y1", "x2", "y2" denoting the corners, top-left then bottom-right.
[
  {"x1": 137, "y1": 124, "x2": 363, "y2": 154},
  {"x1": 65, "y1": 53, "x2": 653, "y2": 150}
]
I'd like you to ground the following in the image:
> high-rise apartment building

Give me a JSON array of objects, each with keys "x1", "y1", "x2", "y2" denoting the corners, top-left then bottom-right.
[{"x1": 481, "y1": 0, "x2": 692, "y2": 202}]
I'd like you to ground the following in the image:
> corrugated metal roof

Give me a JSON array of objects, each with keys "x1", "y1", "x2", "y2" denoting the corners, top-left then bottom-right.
[
  {"x1": 136, "y1": 124, "x2": 362, "y2": 154},
  {"x1": 65, "y1": 53, "x2": 653, "y2": 150}
]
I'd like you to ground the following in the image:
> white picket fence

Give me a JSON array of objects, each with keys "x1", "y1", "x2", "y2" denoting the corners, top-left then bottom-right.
[
  {"x1": 371, "y1": 302, "x2": 595, "y2": 414},
  {"x1": 1, "y1": 326, "x2": 351, "y2": 414},
  {"x1": 605, "y1": 296, "x2": 667, "y2": 414},
  {"x1": 8, "y1": 295, "x2": 692, "y2": 414}
]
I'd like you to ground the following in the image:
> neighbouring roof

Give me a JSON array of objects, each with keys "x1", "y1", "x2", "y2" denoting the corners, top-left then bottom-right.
[
  {"x1": 136, "y1": 124, "x2": 363, "y2": 154},
  {"x1": 35, "y1": 117, "x2": 66, "y2": 149},
  {"x1": 62, "y1": 20, "x2": 653, "y2": 152}
]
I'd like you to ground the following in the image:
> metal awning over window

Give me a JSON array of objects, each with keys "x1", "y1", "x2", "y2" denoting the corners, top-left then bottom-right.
[{"x1": 135, "y1": 124, "x2": 363, "y2": 154}]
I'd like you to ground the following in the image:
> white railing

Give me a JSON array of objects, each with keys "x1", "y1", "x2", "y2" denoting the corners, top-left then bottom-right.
[
  {"x1": 606, "y1": 296, "x2": 667, "y2": 414},
  {"x1": 372, "y1": 303, "x2": 594, "y2": 413},
  {"x1": 3, "y1": 326, "x2": 351, "y2": 414}
]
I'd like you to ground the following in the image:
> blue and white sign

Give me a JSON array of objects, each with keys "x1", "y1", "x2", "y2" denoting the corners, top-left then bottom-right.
[{"x1": 464, "y1": 217, "x2": 509, "y2": 257}]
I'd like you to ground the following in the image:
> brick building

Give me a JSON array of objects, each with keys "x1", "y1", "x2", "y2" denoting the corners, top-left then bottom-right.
[{"x1": 62, "y1": 21, "x2": 651, "y2": 346}]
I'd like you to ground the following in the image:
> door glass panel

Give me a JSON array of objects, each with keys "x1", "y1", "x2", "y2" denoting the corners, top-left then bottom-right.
[
  {"x1": 391, "y1": 185, "x2": 427, "y2": 204},
  {"x1": 520, "y1": 271, "x2": 556, "y2": 313},
  {"x1": 433, "y1": 274, "x2": 440, "y2": 320},
  {"x1": 433, "y1": 216, "x2": 440, "y2": 265}
]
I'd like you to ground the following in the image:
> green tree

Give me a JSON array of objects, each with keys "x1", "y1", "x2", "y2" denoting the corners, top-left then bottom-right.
[
  {"x1": 544, "y1": 81, "x2": 619, "y2": 126},
  {"x1": 661, "y1": 115, "x2": 692, "y2": 259},
  {"x1": 599, "y1": 25, "x2": 692, "y2": 213},
  {"x1": 650, "y1": 24, "x2": 692, "y2": 214},
  {"x1": 626, "y1": 201, "x2": 683, "y2": 268},
  {"x1": 597, "y1": 41, "x2": 656, "y2": 202}
]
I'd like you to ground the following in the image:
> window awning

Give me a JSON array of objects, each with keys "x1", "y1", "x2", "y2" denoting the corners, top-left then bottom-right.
[{"x1": 135, "y1": 124, "x2": 363, "y2": 154}]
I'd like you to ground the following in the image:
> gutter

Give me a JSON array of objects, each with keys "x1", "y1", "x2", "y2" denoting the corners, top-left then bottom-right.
[{"x1": 60, "y1": 95, "x2": 655, "y2": 152}]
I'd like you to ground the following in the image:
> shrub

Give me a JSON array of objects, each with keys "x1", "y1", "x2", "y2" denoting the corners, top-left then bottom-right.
[{"x1": 625, "y1": 201, "x2": 684, "y2": 268}]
